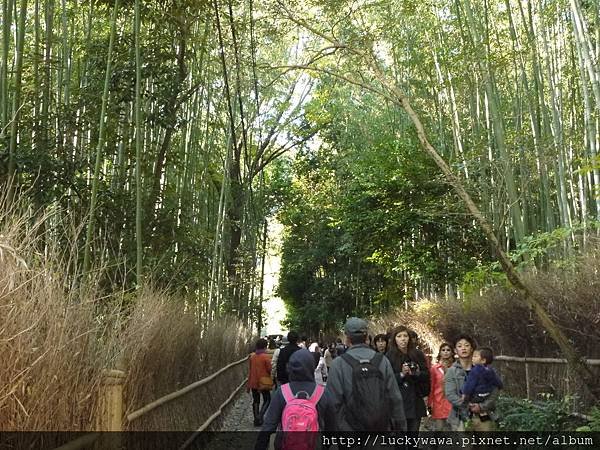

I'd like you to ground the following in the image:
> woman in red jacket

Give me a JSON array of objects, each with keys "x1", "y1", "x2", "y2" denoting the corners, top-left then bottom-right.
[
  {"x1": 247, "y1": 338, "x2": 273, "y2": 426},
  {"x1": 428, "y1": 342, "x2": 454, "y2": 430}
]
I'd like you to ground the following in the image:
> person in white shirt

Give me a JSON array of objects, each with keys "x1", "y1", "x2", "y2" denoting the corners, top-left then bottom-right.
[{"x1": 309, "y1": 342, "x2": 328, "y2": 385}]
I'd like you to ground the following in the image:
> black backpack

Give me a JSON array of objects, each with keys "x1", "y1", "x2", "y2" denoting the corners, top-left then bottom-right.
[{"x1": 341, "y1": 352, "x2": 390, "y2": 431}]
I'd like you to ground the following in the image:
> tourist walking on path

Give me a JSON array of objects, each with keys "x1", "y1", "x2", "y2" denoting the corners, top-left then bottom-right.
[
  {"x1": 324, "y1": 343, "x2": 336, "y2": 369},
  {"x1": 247, "y1": 338, "x2": 274, "y2": 426},
  {"x1": 373, "y1": 333, "x2": 388, "y2": 353},
  {"x1": 427, "y1": 342, "x2": 454, "y2": 430},
  {"x1": 299, "y1": 336, "x2": 308, "y2": 349},
  {"x1": 444, "y1": 335, "x2": 500, "y2": 431},
  {"x1": 254, "y1": 349, "x2": 337, "y2": 450},
  {"x1": 326, "y1": 317, "x2": 407, "y2": 432},
  {"x1": 276, "y1": 331, "x2": 301, "y2": 385},
  {"x1": 309, "y1": 342, "x2": 328, "y2": 385},
  {"x1": 334, "y1": 338, "x2": 347, "y2": 356},
  {"x1": 270, "y1": 336, "x2": 288, "y2": 386},
  {"x1": 386, "y1": 325, "x2": 430, "y2": 433},
  {"x1": 266, "y1": 338, "x2": 277, "y2": 354}
]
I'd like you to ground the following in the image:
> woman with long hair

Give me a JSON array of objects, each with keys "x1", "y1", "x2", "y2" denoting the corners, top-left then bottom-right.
[
  {"x1": 427, "y1": 342, "x2": 454, "y2": 430},
  {"x1": 386, "y1": 325, "x2": 430, "y2": 432}
]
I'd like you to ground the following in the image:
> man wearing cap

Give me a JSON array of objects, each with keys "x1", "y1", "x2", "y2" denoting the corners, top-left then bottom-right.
[{"x1": 326, "y1": 317, "x2": 407, "y2": 432}]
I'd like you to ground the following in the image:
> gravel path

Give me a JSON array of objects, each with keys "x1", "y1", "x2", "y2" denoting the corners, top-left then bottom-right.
[
  {"x1": 214, "y1": 390, "x2": 274, "y2": 449},
  {"x1": 220, "y1": 389, "x2": 256, "y2": 431},
  {"x1": 217, "y1": 387, "x2": 431, "y2": 449}
]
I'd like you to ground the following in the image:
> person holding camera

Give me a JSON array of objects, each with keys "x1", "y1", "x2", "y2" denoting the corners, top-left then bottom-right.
[{"x1": 386, "y1": 325, "x2": 430, "y2": 433}]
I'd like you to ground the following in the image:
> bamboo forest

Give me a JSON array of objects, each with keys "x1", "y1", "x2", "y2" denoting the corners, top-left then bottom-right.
[{"x1": 2, "y1": 0, "x2": 600, "y2": 440}]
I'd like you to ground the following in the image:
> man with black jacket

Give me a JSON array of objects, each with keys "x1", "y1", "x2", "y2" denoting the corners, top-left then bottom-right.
[{"x1": 275, "y1": 331, "x2": 301, "y2": 385}]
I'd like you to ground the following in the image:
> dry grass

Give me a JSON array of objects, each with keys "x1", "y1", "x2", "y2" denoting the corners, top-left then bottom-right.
[
  {"x1": 370, "y1": 308, "x2": 446, "y2": 355},
  {"x1": 0, "y1": 195, "x2": 250, "y2": 432},
  {"x1": 376, "y1": 250, "x2": 600, "y2": 359},
  {"x1": 375, "y1": 249, "x2": 600, "y2": 409},
  {"x1": 122, "y1": 295, "x2": 249, "y2": 431}
]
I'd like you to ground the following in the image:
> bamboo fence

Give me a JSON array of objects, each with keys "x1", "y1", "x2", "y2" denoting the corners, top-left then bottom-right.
[{"x1": 494, "y1": 355, "x2": 600, "y2": 413}]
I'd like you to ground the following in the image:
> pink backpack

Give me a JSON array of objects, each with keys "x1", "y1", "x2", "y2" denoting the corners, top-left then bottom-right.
[{"x1": 280, "y1": 383, "x2": 325, "y2": 450}]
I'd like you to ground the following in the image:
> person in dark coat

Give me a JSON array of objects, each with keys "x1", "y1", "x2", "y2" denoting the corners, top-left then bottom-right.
[
  {"x1": 255, "y1": 349, "x2": 337, "y2": 450},
  {"x1": 386, "y1": 325, "x2": 430, "y2": 433},
  {"x1": 275, "y1": 331, "x2": 301, "y2": 385}
]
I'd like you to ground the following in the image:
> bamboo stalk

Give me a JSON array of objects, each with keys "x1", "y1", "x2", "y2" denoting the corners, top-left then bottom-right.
[
  {"x1": 82, "y1": 0, "x2": 120, "y2": 275},
  {"x1": 126, "y1": 356, "x2": 248, "y2": 422},
  {"x1": 525, "y1": 362, "x2": 531, "y2": 400},
  {"x1": 134, "y1": 0, "x2": 143, "y2": 287},
  {"x1": 0, "y1": 0, "x2": 14, "y2": 132},
  {"x1": 7, "y1": 0, "x2": 27, "y2": 202}
]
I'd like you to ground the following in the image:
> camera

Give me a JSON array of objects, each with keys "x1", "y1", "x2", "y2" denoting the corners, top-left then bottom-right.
[
  {"x1": 403, "y1": 361, "x2": 419, "y2": 374},
  {"x1": 406, "y1": 361, "x2": 419, "y2": 371}
]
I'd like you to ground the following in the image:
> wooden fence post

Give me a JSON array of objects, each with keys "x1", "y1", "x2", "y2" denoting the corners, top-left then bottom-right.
[
  {"x1": 97, "y1": 369, "x2": 126, "y2": 432},
  {"x1": 525, "y1": 362, "x2": 531, "y2": 400}
]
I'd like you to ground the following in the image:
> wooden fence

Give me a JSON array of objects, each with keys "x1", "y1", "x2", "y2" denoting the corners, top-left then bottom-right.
[
  {"x1": 494, "y1": 355, "x2": 600, "y2": 414},
  {"x1": 54, "y1": 353, "x2": 599, "y2": 448},
  {"x1": 55, "y1": 355, "x2": 249, "y2": 450},
  {"x1": 98, "y1": 354, "x2": 600, "y2": 428}
]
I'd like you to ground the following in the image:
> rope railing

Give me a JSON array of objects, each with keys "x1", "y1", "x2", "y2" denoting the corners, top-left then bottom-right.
[{"x1": 494, "y1": 354, "x2": 599, "y2": 420}]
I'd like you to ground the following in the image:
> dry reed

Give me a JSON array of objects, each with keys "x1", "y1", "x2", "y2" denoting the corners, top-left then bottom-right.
[
  {"x1": 0, "y1": 194, "x2": 250, "y2": 432},
  {"x1": 375, "y1": 249, "x2": 600, "y2": 409}
]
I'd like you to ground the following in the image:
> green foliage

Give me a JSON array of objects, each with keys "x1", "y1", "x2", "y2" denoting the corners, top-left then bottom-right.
[
  {"x1": 461, "y1": 222, "x2": 600, "y2": 293},
  {"x1": 497, "y1": 394, "x2": 577, "y2": 431},
  {"x1": 576, "y1": 407, "x2": 600, "y2": 432},
  {"x1": 276, "y1": 78, "x2": 490, "y2": 332},
  {"x1": 5, "y1": 0, "x2": 600, "y2": 337}
]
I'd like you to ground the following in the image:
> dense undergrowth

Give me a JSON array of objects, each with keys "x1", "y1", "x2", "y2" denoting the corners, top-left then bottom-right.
[
  {"x1": 0, "y1": 200, "x2": 250, "y2": 431},
  {"x1": 496, "y1": 395, "x2": 600, "y2": 432},
  {"x1": 496, "y1": 395, "x2": 581, "y2": 431},
  {"x1": 372, "y1": 242, "x2": 600, "y2": 416},
  {"x1": 374, "y1": 243, "x2": 600, "y2": 358}
]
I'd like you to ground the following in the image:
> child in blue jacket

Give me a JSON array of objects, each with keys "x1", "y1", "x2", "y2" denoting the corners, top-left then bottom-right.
[{"x1": 461, "y1": 347, "x2": 503, "y2": 421}]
